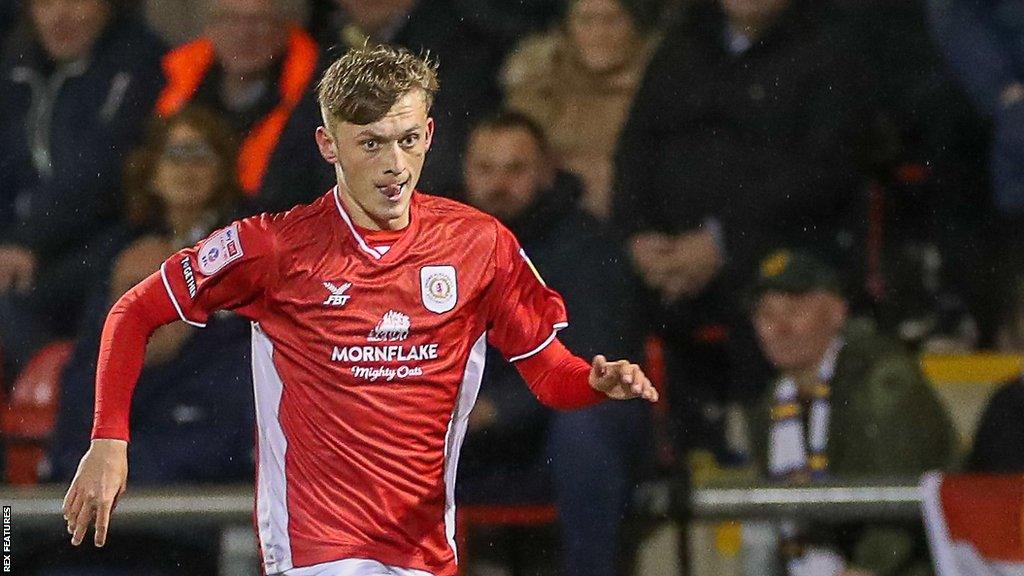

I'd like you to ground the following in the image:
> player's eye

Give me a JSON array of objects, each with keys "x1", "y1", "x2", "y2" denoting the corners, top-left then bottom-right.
[
  {"x1": 399, "y1": 134, "x2": 420, "y2": 148},
  {"x1": 360, "y1": 140, "x2": 381, "y2": 152}
]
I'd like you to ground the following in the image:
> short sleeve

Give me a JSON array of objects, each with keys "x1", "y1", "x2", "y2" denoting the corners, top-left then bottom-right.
[
  {"x1": 159, "y1": 215, "x2": 278, "y2": 326},
  {"x1": 485, "y1": 223, "x2": 568, "y2": 362}
]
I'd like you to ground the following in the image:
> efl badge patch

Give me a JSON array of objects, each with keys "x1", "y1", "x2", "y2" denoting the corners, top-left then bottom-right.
[
  {"x1": 198, "y1": 224, "x2": 243, "y2": 276},
  {"x1": 420, "y1": 265, "x2": 457, "y2": 314}
]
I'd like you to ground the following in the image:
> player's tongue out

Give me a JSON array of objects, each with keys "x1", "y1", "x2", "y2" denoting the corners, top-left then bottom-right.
[{"x1": 377, "y1": 182, "x2": 404, "y2": 201}]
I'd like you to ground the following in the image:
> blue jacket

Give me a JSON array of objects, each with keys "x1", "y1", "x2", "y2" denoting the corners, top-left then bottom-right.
[
  {"x1": 0, "y1": 14, "x2": 165, "y2": 257},
  {"x1": 930, "y1": 0, "x2": 1024, "y2": 213}
]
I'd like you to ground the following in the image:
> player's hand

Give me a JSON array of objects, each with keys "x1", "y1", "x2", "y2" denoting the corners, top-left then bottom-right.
[
  {"x1": 0, "y1": 245, "x2": 36, "y2": 295},
  {"x1": 588, "y1": 355, "x2": 658, "y2": 402},
  {"x1": 63, "y1": 439, "x2": 128, "y2": 548}
]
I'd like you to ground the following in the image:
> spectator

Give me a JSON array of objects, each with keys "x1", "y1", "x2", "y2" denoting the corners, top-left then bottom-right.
[
  {"x1": 929, "y1": 0, "x2": 1024, "y2": 341},
  {"x1": 747, "y1": 249, "x2": 956, "y2": 576},
  {"x1": 155, "y1": 0, "x2": 332, "y2": 214},
  {"x1": 143, "y1": 0, "x2": 309, "y2": 48},
  {"x1": 0, "y1": 0, "x2": 164, "y2": 382},
  {"x1": 612, "y1": 0, "x2": 870, "y2": 460},
  {"x1": 459, "y1": 112, "x2": 650, "y2": 576},
  {"x1": 50, "y1": 105, "x2": 253, "y2": 486},
  {"x1": 33, "y1": 106, "x2": 251, "y2": 576},
  {"x1": 312, "y1": 0, "x2": 509, "y2": 197},
  {"x1": 502, "y1": 0, "x2": 662, "y2": 220}
]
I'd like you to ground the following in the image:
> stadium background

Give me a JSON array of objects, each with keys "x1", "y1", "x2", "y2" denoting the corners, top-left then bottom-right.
[{"x1": 0, "y1": 0, "x2": 1022, "y2": 575}]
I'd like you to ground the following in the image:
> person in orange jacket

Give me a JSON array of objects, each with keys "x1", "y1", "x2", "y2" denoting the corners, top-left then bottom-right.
[{"x1": 156, "y1": 0, "x2": 334, "y2": 214}]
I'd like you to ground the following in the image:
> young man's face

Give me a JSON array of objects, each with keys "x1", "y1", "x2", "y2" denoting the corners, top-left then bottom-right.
[
  {"x1": 753, "y1": 290, "x2": 847, "y2": 374},
  {"x1": 463, "y1": 126, "x2": 554, "y2": 223},
  {"x1": 316, "y1": 90, "x2": 433, "y2": 230}
]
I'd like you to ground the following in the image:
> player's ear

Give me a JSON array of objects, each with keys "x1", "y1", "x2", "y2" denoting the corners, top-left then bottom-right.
[
  {"x1": 424, "y1": 117, "x2": 434, "y2": 151},
  {"x1": 316, "y1": 126, "x2": 339, "y2": 164}
]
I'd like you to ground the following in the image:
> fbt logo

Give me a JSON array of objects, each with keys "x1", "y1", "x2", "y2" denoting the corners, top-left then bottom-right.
[{"x1": 323, "y1": 281, "x2": 352, "y2": 307}]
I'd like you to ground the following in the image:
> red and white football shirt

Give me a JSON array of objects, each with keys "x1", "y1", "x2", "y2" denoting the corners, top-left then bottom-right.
[{"x1": 157, "y1": 188, "x2": 570, "y2": 575}]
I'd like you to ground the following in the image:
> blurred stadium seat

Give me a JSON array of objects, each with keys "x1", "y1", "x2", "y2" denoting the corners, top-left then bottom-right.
[{"x1": 2, "y1": 341, "x2": 73, "y2": 485}]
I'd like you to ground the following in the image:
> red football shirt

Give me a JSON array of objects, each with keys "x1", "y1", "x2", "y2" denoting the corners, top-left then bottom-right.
[{"x1": 157, "y1": 188, "x2": 570, "y2": 575}]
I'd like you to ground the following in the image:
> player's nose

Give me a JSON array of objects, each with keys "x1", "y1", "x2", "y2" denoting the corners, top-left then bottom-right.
[{"x1": 382, "y1": 142, "x2": 408, "y2": 176}]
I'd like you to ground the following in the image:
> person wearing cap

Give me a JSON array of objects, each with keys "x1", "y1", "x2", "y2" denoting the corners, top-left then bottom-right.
[{"x1": 746, "y1": 249, "x2": 956, "y2": 576}]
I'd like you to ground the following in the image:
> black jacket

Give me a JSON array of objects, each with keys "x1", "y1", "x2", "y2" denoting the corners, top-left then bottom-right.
[
  {"x1": 613, "y1": 2, "x2": 870, "y2": 283},
  {"x1": 0, "y1": 14, "x2": 165, "y2": 257}
]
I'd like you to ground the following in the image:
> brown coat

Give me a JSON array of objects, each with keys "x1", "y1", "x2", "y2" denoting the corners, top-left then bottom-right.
[{"x1": 502, "y1": 30, "x2": 659, "y2": 220}]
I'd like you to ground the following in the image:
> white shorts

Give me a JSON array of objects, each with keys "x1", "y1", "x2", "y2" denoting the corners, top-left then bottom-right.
[{"x1": 279, "y1": 558, "x2": 435, "y2": 576}]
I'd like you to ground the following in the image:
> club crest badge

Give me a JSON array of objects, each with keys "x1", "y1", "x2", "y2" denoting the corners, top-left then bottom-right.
[{"x1": 420, "y1": 265, "x2": 457, "y2": 314}]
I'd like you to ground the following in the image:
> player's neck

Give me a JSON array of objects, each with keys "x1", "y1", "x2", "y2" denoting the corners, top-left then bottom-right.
[{"x1": 337, "y1": 188, "x2": 410, "y2": 231}]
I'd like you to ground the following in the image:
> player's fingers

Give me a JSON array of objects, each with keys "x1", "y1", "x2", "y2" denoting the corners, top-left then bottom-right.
[
  {"x1": 641, "y1": 379, "x2": 659, "y2": 403},
  {"x1": 94, "y1": 498, "x2": 113, "y2": 547},
  {"x1": 62, "y1": 482, "x2": 78, "y2": 520},
  {"x1": 619, "y1": 362, "x2": 637, "y2": 386},
  {"x1": 71, "y1": 501, "x2": 95, "y2": 546},
  {"x1": 591, "y1": 355, "x2": 607, "y2": 376},
  {"x1": 65, "y1": 488, "x2": 86, "y2": 534}
]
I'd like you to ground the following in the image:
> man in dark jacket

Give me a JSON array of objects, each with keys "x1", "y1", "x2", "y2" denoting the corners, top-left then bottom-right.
[
  {"x1": 0, "y1": 0, "x2": 165, "y2": 379},
  {"x1": 312, "y1": 0, "x2": 510, "y2": 197},
  {"x1": 613, "y1": 0, "x2": 870, "y2": 460},
  {"x1": 459, "y1": 112, "x2": 651, "y2": 576}
]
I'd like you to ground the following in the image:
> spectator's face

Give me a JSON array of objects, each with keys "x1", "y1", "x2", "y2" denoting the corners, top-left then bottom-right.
[
  {"x1": 568, "y1": 0, "x2": 640, "y2": 73},
  {"x1": 720, "y1": 0, "x2": 790, "y2": 26},
  {"x1": 316, "y1": 90, "x2": 434, "y2": 229},
  {"x1": 338, "y1": 0, "x2": 417, "y2": 35},
  {"x1": 754, "y1": 290, "x2": 847, "y2": 373},
  {"x1": 464, "y1": 126, "x2": 554, "y2": 223},
  {"x1": 29, "y1": 0, "x2": 110, "y2": 63},
  {"x1": 153, "y1": 123, "x2": 223, "y2": 213},
  {"x1": 209, "y1": 0, "x2": 288, "y2": 77}
]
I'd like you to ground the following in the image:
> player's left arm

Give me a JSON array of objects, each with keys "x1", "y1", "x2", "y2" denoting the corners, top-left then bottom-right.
[
  {"x1": 485, "y1": 222, "x2": 656, "y2": 408},
  {"x1": 514, "y1": 337, "x2": 658, "y2": 409}
]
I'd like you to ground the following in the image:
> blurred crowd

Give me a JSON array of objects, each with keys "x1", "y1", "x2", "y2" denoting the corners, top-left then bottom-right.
[{"x1": 1, "y1": 0, "x2": 1023, "y2": 575}]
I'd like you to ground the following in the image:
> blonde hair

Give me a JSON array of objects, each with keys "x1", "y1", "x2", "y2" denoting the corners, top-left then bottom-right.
[{"x1": 317, "y1": 44, "x2": 439, "y2": 127}]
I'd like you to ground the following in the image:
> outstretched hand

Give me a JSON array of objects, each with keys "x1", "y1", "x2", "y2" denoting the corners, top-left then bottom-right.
[
  {"x1": 588, "y1": 355, "x2": 659, "y2": 402},
  {"x1": 62, "y1": 439, "x2": 128, "y2": 548}
]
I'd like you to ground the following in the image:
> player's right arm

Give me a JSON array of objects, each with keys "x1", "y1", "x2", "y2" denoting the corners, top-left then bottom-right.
[{"x1": 62, "y1": 216, "x2": 279, "y2": 548}]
